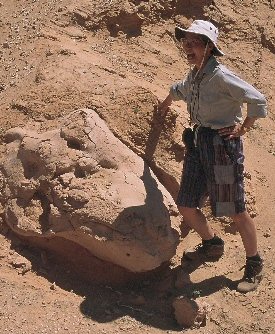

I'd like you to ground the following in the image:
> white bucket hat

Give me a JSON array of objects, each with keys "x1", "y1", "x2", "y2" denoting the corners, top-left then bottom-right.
[{"x1": 175, "y1": 20, "x2": 224, "y2": 57}]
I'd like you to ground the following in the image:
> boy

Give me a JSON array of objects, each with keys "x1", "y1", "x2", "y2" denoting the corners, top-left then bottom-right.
[{"x1": 158, "y1": 20, "x2": 267, "y2": 293}]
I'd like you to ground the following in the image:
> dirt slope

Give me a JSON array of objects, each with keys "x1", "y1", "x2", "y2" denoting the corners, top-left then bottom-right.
[{"x1": 0, "y1": 0, "x2": 275, "y2": 333}]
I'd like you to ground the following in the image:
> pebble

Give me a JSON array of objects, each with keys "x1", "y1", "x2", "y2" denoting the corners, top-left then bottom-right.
[
  {"x1": 2, "y1": 42, "x2": 10, "y2": 48},
  {"x1": 50, "y1": 282, "x2": 57, "y2": 290}
]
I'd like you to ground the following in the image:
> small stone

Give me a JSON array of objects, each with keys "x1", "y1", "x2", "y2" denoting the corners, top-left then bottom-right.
[
  {"x1": 9, "y1": 255, "x2": 32, "y2": 275},
  {"x1": 46, "y1": 49, "x2": 54, "y2": 56},
  {"x1": 244, "y1": 171, "x2": 252, "y2": 179},
  {"x1": 50, "y1": 282, "x2": 56, "y2": 290},
  {"x1": 2, "y1": 42, "x2": 10, "y2": 48},
  {"x1": 73, "y1": 9, "x2": 89, "y2": 22},
  {"x1": 59, "y1": 48, "x2": 76, "y2": 55},
  {"x1": 173, "y1": 296, "x2": 210, "y2": 328}
]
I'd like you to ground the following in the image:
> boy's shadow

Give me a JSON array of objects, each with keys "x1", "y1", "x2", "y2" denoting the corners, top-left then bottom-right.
[
  {"x1": 79, "y1": 259, "x2": 234, "y2": 330},
  {"x1": 175, "y1": 257, "x2": 235, "y2": 298}
]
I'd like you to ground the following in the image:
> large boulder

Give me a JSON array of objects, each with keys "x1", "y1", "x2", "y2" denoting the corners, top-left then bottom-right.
[{"x1": 0, "y1": 109, "x2": 180, "y2": 272}]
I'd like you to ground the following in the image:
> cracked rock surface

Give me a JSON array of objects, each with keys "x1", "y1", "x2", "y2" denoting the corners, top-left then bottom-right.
[{"x1": 0, "y1": 109, "x2": 179, "y2": 272}]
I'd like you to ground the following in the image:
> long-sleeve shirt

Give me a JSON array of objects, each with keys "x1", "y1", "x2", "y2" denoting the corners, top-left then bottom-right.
[{"x1": 169, "y1": 56, "x2": 267, "y2": 129}]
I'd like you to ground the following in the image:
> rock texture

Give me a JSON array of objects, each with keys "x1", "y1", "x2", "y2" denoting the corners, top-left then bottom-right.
[
  {"x1": 173, "y1": 296, "x2": 210, "y2": 328},
  {"x1": 0, "y1": 109, "x2": 179, "y2": 272}
]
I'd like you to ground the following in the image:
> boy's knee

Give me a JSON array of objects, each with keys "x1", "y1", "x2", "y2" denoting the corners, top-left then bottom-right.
[
  {"x1": 231, "y1": 210, "x2": 249, "y2": 224},
  {"x1": 177, "y1": 206, "x2": 198, "y2": 218}
]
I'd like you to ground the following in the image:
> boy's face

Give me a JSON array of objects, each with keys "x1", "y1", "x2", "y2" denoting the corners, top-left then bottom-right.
[{"x1": 180, "y1": 32, "x2": 212, "y2": 68}]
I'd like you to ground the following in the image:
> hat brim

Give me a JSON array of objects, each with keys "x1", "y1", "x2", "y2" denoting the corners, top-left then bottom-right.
[
  {"x1": 175, "y1": 27, "x2": 224, "y2": 57},
  {"x1": 175, "y1": 26, "x2": 188, "y2": 41}
]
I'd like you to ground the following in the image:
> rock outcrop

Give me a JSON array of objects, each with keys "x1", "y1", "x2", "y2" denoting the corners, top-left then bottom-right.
[{"x1": 0, "y1": 109, "x2": 180, "y2": 272}]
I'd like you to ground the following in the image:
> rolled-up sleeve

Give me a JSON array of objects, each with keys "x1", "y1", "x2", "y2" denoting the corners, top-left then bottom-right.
[
  {"x1": 245, "y1": 90, "x2": 267, "y2": 118},
  {"x1": 169, "y1": 77, "x2": 189, "y2": 102},
  {"x1": 220, "y1": 70, "x2": 267, "y2": 118}
]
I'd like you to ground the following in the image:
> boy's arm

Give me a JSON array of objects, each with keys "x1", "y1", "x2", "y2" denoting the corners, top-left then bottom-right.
[
  {"x1": 156, "y1": 93, "x2": 173, "y2": 116},
  {"x1": 220, "y1": 71, "x2": 267, "y2": 118}
]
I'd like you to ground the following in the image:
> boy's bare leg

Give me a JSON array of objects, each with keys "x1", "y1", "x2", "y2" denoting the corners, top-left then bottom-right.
[
  {"x1": 177, "y1": 206, "x2": 215, "y2": 240},
  {"x1": 178, "y1": 206, "x2": 224, "y2": 260},
  {"x1": 178, "y1": 207, "x2": 259, "y2": 257},
  {"x1": 231, "y1": 211, "x2": 258, "y2": 257}
]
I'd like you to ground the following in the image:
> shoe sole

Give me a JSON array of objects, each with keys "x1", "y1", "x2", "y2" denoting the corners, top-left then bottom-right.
[{"x1": 236, "y1": 272, "x2": 264, "y2": 293}]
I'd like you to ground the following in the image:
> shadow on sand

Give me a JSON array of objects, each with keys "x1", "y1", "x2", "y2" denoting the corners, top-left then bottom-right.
[{"x1": 4, "y1": 104, "x2": 237, "y2": 331}]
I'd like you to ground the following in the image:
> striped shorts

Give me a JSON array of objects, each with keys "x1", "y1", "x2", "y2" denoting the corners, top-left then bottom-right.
[{"x1": 176, "y1": 127, "x2": 246, "y2": 217}]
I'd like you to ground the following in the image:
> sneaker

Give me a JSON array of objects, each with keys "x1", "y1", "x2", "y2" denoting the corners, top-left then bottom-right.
[
  {"x1": 236, "y1": 257, "x2": 263, "y2": 293},
  {"x1": 183, "y1": 235, "x2": 224, "y2": 261}
]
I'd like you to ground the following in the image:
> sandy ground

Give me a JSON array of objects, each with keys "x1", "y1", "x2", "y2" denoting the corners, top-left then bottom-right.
[{"x1": 0, "y1": 0, "x2": 275, "y2": 333}]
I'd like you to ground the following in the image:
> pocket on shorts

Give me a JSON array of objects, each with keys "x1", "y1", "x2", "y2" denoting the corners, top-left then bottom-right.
[
  {"x1": 213, "y1": 164, "x2": 235, "y2": 185},
  {"x1": 212, "y1": 135, "x2": 237, "y2": 184}
]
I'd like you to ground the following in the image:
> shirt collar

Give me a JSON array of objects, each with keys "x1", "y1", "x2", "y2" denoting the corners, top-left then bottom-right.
[
  {"x1": 201, "y1": 55, "x2": 219, "y2": 75},
  {"x1": 190, "y1": 56, "x2": 219, "y2": 82}
]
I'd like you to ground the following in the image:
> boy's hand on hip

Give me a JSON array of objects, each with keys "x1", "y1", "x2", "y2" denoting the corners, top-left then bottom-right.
[{"x1": 218, "y1": 124, "x2": 245, "y2": 139}]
